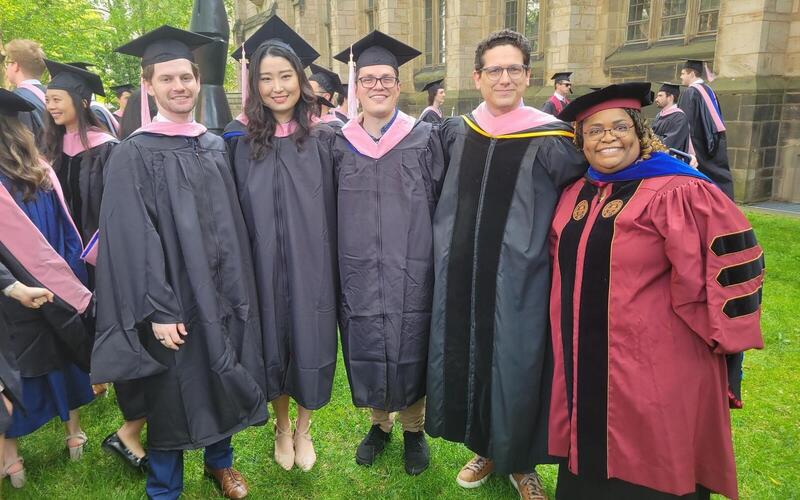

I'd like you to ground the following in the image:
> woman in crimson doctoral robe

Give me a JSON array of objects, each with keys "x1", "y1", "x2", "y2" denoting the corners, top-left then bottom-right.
[
  {"x1": 0, "y1": 89, "x2": 95, "y2": 489},
  {"x1": 550, "y1": 83, "x2": 764, "y2": 499},
  {"x1": 225, "y1": 18, "x2": 338, "y2": 473}
]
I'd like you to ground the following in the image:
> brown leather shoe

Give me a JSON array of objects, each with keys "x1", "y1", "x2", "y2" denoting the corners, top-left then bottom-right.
[{"x1": 204, "y1": 465, "x2": 249, "y2": 499}]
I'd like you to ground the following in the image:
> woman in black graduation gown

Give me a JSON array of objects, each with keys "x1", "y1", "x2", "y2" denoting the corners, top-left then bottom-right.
[
  {"x1": 226, "y1": 19, "x2": 338, "y2": 473},
  {"x1": 0, "y1": 88, "x2": 95, "y2": 489},
  {"x1": 42, "y1": 60, "x2": 117, "y2": 246}
]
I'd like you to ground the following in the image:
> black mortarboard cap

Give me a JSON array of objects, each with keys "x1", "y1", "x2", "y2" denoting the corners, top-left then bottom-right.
[
  {"x1": 230, "y1": 15, "x2": 319, "y2": 68},
  {"x1": 557, "y1": 82, "x2": 652, "y2": 122},
  {"x1": 316, "y1": 94, "x2": 336, "y2": 109},
  {"x1": 116, "y1": 25, "x2": 214, "y2": 67},
  {"x1": 658, "y1": 82, "x2": 680, "y2": 98},
  {"x1": 45, "y1": 59, "x2": 106, "y2": 99},
  {"x1": 66, "y1": 62, "x2": 95, "y2": 70},
  {"x1": 422, "y1": 78, "x2": 444, "y2": 93},
  {"x1": 309, "y1": 64, "x2": 344, "y2": 94},
  {"x1": 110, "y1": 84, "x2": 135, "y2": 97},
  {"x1": 683, "y1": 59, "x2": 705, "y2": 76},
  {"x1": 0, "y1": 88, "x2": 35, "y2": 115},
  {"x1": 333, "y1": 31, "x2": 421, "y2": 70},
  {"x1": 551, "y1": 72, "x2": 572, "y2": 82}
]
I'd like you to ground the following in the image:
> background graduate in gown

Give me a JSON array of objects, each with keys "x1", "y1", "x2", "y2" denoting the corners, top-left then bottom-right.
[
  {"x1": 678, "y1": 59, "x2": 734, "y2": 199},
  {"x1": 4, "y1": 40, "x2": 48, "y2": 151},
  {"x1": 417, "y1": 78, "x2": 445, "y2": 124},
  {"x1": 0, "y1": 88, "x2": 95, "y2": 490},
  {"x1": 310, "y1": 63, "x2": 346, "y2": 128}
]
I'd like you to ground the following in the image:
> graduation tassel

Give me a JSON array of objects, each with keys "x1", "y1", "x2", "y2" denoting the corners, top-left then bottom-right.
[
  {"x1": 347, "y1": 45, "x2": 358, "y2": 119},
  {"x1": 240, "y1": 43, "x2": 248, "y2": 113},
  {"x1": 140, "y1": 75, "x2": 152, "y2": 127}
]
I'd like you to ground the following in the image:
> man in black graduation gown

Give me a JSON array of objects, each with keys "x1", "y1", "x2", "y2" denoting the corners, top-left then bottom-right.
[
  {"x1": 332, "y1": 31, "x2": 445, "y2": 476},
  {"x1": 310, "y1": 63, "x2": 346, "y2": 127},
  {"x1": 91, "y1": 26, "x2": 266, "y2": 500},
  {"x1": 541, "y1": 71, "x2": 572, "y2": 116},
  {"x1": 653, "y1": 82, "x2": 692, "y2": 153},
  {"x1": 426, "y1": 30, "x2": 586, "y2": 499},
  {"x1": 5, "y1": 39, "x2": 47, "y2": 149},
  {"x1": 679, "y1": 59, "x2": 734, "y2": 199}
]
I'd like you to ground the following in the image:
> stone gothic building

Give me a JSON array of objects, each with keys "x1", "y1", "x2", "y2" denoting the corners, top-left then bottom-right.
[{"x1": 111, "y1": 1, "x2": 800, "y2": 203}]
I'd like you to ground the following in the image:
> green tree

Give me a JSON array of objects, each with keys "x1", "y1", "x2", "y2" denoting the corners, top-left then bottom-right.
[{"x1": 1, "y1": 0, "x2": 237, "y2": 106}]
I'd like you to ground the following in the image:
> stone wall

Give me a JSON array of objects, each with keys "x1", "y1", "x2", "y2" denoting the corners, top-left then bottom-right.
[{"x1": 233, "y1": 0, "x2": 800, "y2": 202}]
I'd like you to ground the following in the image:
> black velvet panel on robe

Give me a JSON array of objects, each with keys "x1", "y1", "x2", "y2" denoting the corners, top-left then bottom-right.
[
  {"x1": 91, "y1": 131, "x2": 267, "y2": 450},
  {"x1": 231, "y1": 124, "x2": 339, "y2": 410},
  {"x1": 426, "y1": 116, "x2": 587, "y2": 474},
  {"x1": 334, "y1": 120, "x2": 445, "y2": 412},
  {"x1": 55, "y1": 141, "x2": 116, "y2": 243},
  {"x1": 556, "y1": 179, "x2": 641, "y2": 479}
]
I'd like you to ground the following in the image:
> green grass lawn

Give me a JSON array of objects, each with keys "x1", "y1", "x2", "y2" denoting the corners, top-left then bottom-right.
[{"x1": 2, "y1": 210, "x2": 797, "y2": 499}]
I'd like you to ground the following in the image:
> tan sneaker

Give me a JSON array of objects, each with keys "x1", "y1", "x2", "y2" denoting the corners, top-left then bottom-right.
[
  {"x1": 456, "y1": 455, "x2": 494, "y2": 488},
  {"x1": 509, "y1": 471, "x2": 548, "y2": 500}
]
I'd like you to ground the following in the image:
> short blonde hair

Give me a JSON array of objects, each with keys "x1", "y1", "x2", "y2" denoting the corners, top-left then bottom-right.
[
  {"x1": 6, "y1": 39, "x2": 46, "y2": 79},
  {"x1": 6, "y1": 39, "x2": 46, "y2": 78}
]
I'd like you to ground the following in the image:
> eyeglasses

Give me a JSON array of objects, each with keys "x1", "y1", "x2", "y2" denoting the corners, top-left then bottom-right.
[
  {"x1": 357, "y1": 76, "x2": 399, "y2": 89},
  {"x1": 560, "y1": 82, "x2": 572, "y2": 87},
  {"x1": 582, "y1": 123, "x2": 634, "y2": 140},
  {"x1": 478, "y1": 64, "x2": 529, "y2": 82}
]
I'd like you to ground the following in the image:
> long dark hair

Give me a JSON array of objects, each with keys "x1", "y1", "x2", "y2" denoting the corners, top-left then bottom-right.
[
  {"x1": 245, "y1": 42, "x2": 318, "y2": 159},
  {"x1": 0, "y1": 113, "x2": 52, "y2": 200},
  {"x1": 118, "y1": 88, "x2": 158, "y2": 139},
  {"x1": 43, "y1": 89, "x2": 104, "y2": 166}
]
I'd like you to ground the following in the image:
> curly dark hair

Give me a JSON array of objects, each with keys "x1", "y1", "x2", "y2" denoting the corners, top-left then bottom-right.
[
  {"x1": 245, "y1": 42, "x2": 318, "y2": 160},
  {"x1": 574, "y1": 108, "x2": 668, "y2": 160},
  {"x1": 474, "y1": 29, "x2": 532, "y2": 71},
  {"x1": 42, "y1": 89, "x2": 104, "y2": 166}
]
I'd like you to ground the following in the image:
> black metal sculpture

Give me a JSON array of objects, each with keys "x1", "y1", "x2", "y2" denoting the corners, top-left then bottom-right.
[{"x1": 190, "y1": 0, "x2": 232, "y2": 134}]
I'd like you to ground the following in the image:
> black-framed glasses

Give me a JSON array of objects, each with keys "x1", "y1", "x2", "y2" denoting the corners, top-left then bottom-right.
[
  {"x1": 561, "y1": 82, "x2": 572, "y2": 87},
  {"x1": 582, "y1": 123, "x2": 634, "y2": 140},
  {"x1": 357, "y1": 76, "x2": 399, "y2": 89},
  {"x1": 478, "y1": 64, "x2": 529, "y2": 82}
]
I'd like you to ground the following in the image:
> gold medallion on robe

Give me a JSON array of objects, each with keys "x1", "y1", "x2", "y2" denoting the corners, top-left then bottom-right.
[
  {"x1": 602, "y1": 199, "x2": 624, "y2": 218},
  {"x1": 572, "y1": 200, "x2": 589, "y2": 221}
]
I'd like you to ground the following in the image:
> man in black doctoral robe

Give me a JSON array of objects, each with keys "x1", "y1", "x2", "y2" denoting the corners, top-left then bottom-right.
[
  {"x1": 91, "y1": 26, "x2": 266, "y2": 500},
  {"x1": 678, "y1": 59, "x2": 734, "y2": 199},
  {"x1": 332, "y1": 31, "x2": 445, "y2": 476},
  {"x1": 426, "y1": 30, "x2": 586, "y2": 499}
]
